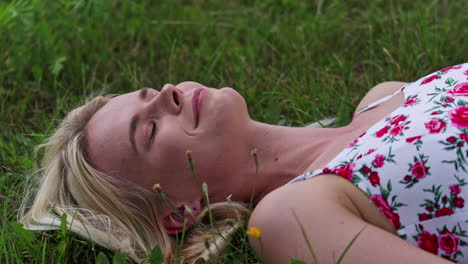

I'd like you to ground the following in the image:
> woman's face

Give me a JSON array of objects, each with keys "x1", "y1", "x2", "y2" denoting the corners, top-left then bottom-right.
[{"x1": 86, "y1": 82, "x2": 251, "y2": 202}]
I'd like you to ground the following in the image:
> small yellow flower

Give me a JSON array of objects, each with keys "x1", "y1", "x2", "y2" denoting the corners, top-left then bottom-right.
[{"x1": 246, "y1": 227, "x2": 261, "y2": 239}]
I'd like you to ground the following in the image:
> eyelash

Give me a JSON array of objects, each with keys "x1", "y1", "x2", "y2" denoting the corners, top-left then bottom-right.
[{"x1": 149, "y1": 121, "x2": 157, "y2": 144}]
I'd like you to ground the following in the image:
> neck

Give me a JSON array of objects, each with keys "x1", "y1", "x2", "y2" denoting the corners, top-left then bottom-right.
[{"x1": 238, "y1": 120, "x2": 355, "y2": 205}]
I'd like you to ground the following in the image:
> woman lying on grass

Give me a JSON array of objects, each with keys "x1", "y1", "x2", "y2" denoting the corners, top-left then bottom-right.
[{"x1": 20, "y1": 63, "x2": 468, "y2": 263}]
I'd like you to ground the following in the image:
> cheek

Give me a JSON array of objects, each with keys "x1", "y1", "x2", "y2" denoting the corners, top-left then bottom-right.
[
  {"x1": 153, "y1": 128, "x2": 192, "y2": 169},
  {"x1": 149, "y1": 130, "x2": 204, "y2": 198}
]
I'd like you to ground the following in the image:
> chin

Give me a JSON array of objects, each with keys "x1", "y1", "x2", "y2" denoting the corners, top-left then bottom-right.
[
  {"x1": 202, "y1": 87, "x2": 249, "y2": 136},
  {"x1": 219, "y1": 87, "x2": 249, "y2": 117}
]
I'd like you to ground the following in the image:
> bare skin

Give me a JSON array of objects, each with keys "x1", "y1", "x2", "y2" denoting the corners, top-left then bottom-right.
[
  {"x1": 86, "y1": 80, "x2": 452, "y2": 263},
  {"x1": 85, "y1": 81, "x2": 384, "y2": 232}
]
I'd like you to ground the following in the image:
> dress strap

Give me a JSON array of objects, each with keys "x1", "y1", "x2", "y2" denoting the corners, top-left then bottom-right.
[{"x1": 353, "y1": 86, "x2": 405, "y2": 117}]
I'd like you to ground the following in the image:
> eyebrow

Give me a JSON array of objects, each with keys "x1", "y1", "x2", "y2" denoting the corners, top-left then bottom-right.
[
  {"x1": 139, "y1": 88, "x2": 148, "y2": 99},
  {"x1": 129, "y1": 88, "x2": 150, "y2": 155},
  {"x1": 129, "y1": 115, "x2": 139, "y2": 155}
]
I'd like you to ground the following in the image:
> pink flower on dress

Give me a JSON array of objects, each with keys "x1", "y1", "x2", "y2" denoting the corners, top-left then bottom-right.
[
  {"x1": 376, "y1": 126, "x2": 389, "y2": 137},
  {"x1": 448, "y1": 82, "x2": 468, "y2": 97},
  {"x1": 406, "y1": 135, "x2": 422, "y2": 143},
  {"x1": 442, "y1": 195, "x2": 448, "y2": 203},
  {"x1": 418, "y1": 232, "x2": 438, "y2": 255},
  {"x1": 460, "y1": 133, "x2": 468, "y2": 142},
  {"x1": 446, "y1": 136, "x2": 457, "y2": 143},
  {"x1": 454, "y1": 197, "x2": 465, "y2": 208},
  {"x1": 370, "y1": 194, "x2": 391, "y2": 211},
  {"x1": 418, "y1": 213, "x2": 432, "y2": 221},
  {"x1": 421, "y1": 74, "x2": 439, "y2": 85},
  {"x1": 450, "y1": 184, "x2": 461, "y2": 195},
  {"x1": 369, "y1": 171, "x2": 380, "y2": 186},
  {"x1": 348, "y1": 138, "x2": 358, "y2": 148},
  {"x1": 440, "y1": 65, "x2": 461, "y2": 73},
  {"x1": 438, "y1": 230, "x2": 460, "y2": 255},
  {"x1": 424, "y1": 119, "x2": 446, "y2": 133},
  {"x1": 449, "y1": 105, "x2": 468, "y2": 129},
  {"x1": 372, "y1": 154, "x2": 385, "y2": 168},
  {"x1": 362, "y1": 166, "x2": 371, "y2": 174},
  {"x1": 390, "y1": 115, "x2": 407, "y2": 125},
  {"x1": 445, "y1": 97, "x2": 455, "y2": 103},
  {"x1": 411, "y1": 160, "x2": 429, "y2": 179},
  {"x1": 370, "y1": 194, "x2": 400, "y2": 228},
  {"x1": 403, "y1": 98, "x2": 417, "y2": 106},
  {"x1": 325, "y1": 163, "x2": 356, "y2": 181},
  {"x1": 440, "y1": 66, "x2": 455, "y2": 72},
  {"x1": 366, "y1": 149, "x2": 376, "y2": 155},
  {"x1": 383, "y1": 209, "x2": 401, "y2": 229},
  {"x1": 464, "y1": 69, "x2": 468, "y2": 76},
  {"x1": 390, "y1": 125, "x2": 405, "y2": 136},
  {"x1": 435, "y1": 207, "x2": 454, "y2": 217}
]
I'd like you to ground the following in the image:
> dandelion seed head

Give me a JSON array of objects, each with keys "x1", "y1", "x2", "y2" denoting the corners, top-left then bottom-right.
[
  {"x1": 250, "y1": 148, "x2": 257, "y2": 157},
  {"x1": 152, "y1": 183, "x2": 161, "y2": 191}
]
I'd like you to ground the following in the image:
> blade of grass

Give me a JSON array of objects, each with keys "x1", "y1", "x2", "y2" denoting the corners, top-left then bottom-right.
[
  {"x1": 335, "y1": 225, "x2": 367, "y2": 264},
  {"x1": 290, "y1": 209, "x2": 318, "y2": 264}
]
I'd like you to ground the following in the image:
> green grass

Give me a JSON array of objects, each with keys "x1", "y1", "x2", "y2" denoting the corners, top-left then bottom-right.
[{"x1": 1, "y1": 0, "x2": 467, "y2": 263}]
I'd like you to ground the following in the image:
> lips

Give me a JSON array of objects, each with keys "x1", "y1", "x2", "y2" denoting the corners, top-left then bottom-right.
[{"x1": 192, "y1": 88, "x2": 205, "y2": 128}]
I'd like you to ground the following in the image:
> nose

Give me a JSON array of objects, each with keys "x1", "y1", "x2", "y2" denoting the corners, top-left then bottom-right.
[{"x1": 151, "y1": 83, "x2": 183, "y2": 114}]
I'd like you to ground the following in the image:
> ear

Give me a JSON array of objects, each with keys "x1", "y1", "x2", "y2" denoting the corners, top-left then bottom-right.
[{"x1": 162, "y1": 199, "x2": 202, "y2": 235}]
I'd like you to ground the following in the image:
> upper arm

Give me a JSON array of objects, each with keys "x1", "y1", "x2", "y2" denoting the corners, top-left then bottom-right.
[
  {"x1": 355, "y1": 81, "x2": 408, "y2": 114},
  {"x1": 248, "y1": 177, "x2": 452, "y2": 264}
]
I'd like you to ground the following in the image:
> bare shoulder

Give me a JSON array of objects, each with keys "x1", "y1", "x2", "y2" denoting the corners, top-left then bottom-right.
[
  {"x1": 254, "y1": 174, "x2": 350, "y2": 203},
  {"x1": 248, "y1": 175, "x2": 355, "y2": 263},
  {"x1": 355, "y1": 81, "x2": 408, "y2": 114},
  {"x1": 251, "y1": 174, "x2": 396, "y2": 233},
  {"x1": 251, "y1": 175, "x2": 359, "y2": 224},
  {"x1": 248, "y1": 175, "x2": 449, "y2": 264}
]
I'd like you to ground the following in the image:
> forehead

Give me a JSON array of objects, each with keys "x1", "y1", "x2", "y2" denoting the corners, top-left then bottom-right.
[
  {"x1": 94, "y1": 90, "x2": 140, "y2": 118},
  {"x1": 85, "y1": 91, "x2": 141, "y2": 174}
]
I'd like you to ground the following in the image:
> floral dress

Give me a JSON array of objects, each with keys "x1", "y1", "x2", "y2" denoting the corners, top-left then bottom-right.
[{"x1": 288, "y1": 63, "x2": 468, "y2": 263}]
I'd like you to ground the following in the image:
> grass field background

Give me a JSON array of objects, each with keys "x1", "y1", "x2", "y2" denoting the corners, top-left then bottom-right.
[{"x1": 1, "y1": 0, "x2": 467, "y2": 263}]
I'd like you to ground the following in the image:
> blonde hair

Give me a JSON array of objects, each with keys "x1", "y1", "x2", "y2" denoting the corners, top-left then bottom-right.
[{"x1": 18, "y1": 95, "x2": 251, "y2": 263}]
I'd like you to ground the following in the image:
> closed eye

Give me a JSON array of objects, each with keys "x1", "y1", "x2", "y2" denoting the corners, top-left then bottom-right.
[{"x1": 150, "y1": 121, "x2": 157, "y2": 144}]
